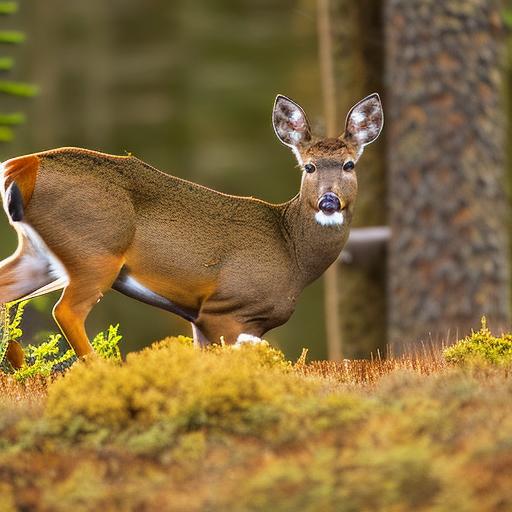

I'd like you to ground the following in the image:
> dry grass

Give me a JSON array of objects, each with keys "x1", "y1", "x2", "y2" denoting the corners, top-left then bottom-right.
[
  {"x1": 301, "y1": 353, "x2": 447, "y2": 387},
  {"x1": 0, "y1": 372, "x2": 47, "y2": 406}
]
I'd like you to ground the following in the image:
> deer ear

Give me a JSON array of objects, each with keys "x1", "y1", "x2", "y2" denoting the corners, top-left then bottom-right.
[
  {"x1": 273, "y1": 95, "x2": 312, "y2": 148},
  {"x1": 343, "y1": 93, "x2": 383, "y2": 148}
]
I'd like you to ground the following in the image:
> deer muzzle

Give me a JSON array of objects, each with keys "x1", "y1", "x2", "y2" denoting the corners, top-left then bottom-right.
[{"x1": 318, "y1": 192, "x2": 342, "y2": 215}]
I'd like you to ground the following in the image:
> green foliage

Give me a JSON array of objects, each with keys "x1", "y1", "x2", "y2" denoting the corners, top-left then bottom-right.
[
  {"x1": 0, "y1": 300, "x2": 27, "y2": 370},
  {"x1": 0, "y1": 2, "x2": 17, "y2": 15},
  {"x1": 0, "y1": 112, "x2": 24, "y2": 141},
  {"x1": 11, "y1": 325, "x2": 123, "y2": 382},
  {"x1": 0, "y1": 56, "x2": 13, "y2": 70},
  {"x1": 0, "y1": 299, "x2": 123, "y2": 379},
  {"x1": 0, "y1": 80, "x2": 38, "y2": 96},
  {"x1": 13, "y1": 334, "x2": 66, "y2": 381},
  {"x1": 90, "y1": 324, "x2": 122, "y2": 362},
  {"x1": 0, "y1": 0, "x2": 37, "y2": 142},
  {"x1": 6, "y1": 300, "x2": 28, "y2": 341},
  {"x1": 0, "y1": 112, "x2": 24, "y2": 124},
  {"x1": 443, "y1": 317, "x2": 512, "y2": 366},
  {"x1": 0, "y1": 30, "x2": 24, "y2": 44}
]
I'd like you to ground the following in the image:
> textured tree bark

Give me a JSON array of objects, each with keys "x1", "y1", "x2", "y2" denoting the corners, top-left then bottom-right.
[
  {"x1": 385, "y1": 0, "x2": 510, "y2": 350},
  {"x1": 331, "y1": 0, "x2": 387, "y2": 358}
]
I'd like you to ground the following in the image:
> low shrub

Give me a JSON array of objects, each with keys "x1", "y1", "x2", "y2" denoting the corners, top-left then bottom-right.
[
  {"x1": 443, "y1": 317, "x2": 512, "y2": 366},
  {"x1": 44, "y1": 338, "x2": 362, "y2": 451}
]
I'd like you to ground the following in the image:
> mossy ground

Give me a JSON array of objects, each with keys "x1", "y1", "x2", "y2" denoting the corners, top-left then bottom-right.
[{"x1": 1, "y1": 331, "x2": 512, "y2": 511}]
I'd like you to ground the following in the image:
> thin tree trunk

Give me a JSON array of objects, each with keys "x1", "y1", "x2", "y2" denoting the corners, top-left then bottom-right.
[
  {"x1": 318, "y1": 0, "x2": 343, "y2": 360},
  {"x1": 331, "y1": 0, "x2": 387, "y2": 358},
  {"x1": 385, "y1": 0, "x2": 510, "y2": 350}
]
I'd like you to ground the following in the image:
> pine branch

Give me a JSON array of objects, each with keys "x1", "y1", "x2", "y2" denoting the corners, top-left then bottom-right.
[
  {"x1": 0, "y1": 30, "x2": 25, "y2": 44},
  {"x1": 0, "y1": 2, "x2": 17, "y2": 15},
  {"x1": 0, "y1": 56, "x2": 14, "y2": 70},
  {"x1": 0, "y1": 112, "x2": 25, "y2": 124},
  {"x1": 0, "y1": 80, "x2": 38, "y2": 96},
  {"x1": 0, "y1": 125, "x2": 13, "y2": 141}
]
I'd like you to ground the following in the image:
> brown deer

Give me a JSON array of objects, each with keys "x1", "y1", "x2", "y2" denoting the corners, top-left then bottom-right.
[{"x1": 0, "y1": 93, "x2": 383, "y2": 367}]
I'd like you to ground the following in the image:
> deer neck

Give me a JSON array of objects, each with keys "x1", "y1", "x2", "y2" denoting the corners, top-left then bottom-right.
[{"x1": 281, "y1": 192, "x2": 350, "y2": 286}]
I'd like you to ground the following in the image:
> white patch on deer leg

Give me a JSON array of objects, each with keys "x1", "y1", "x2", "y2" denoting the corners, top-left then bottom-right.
[
  {"x1": 19, "y1": 223, "x2": 68, "y2": 284},
  {"x1": 0, "y1": 222, "x2": 69, "y2": 304},
  {"x1": 315, "y1": 210, "x2": 344, "y2": 227},
  {"x1": 192, "y1": 324, "x2": 209, "y2": 348},
  {"x1": 234, "y1": 333, "x2": 265, "y2": 347}
]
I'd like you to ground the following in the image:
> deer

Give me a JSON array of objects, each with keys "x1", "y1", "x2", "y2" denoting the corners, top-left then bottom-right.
[{"x1": 0, "y1": 93, "x2": 383, "y2": 368}]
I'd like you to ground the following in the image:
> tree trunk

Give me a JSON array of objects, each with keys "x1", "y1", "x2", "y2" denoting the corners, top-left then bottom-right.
[
  {"x1": 331, "y1": 0, "x2": 387, "y2": 358},
  {"x1": 385, "y1": 0, "x2": 510, "y2": 350}
]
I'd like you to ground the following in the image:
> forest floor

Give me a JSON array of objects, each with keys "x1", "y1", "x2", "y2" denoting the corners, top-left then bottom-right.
[{"x1": 0, "y1": 334, "x2": 511, "y2": 512}]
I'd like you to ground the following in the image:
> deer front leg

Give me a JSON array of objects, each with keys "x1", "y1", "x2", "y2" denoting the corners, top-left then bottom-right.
[
  {"x1": 53, "y1": 289, "x2": 97, "y2": 358},
  {"x1": 191, "y1": 323, "x2": 210, "y2": 348},
  {"x1": 194, "y1": 313, "x2": 265, "y2": 347},
  {"x1": 52, "y1": 256, "x2": 124, "y2": 358}
]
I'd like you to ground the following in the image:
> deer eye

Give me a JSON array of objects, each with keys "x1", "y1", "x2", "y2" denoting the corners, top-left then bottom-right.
[
  {"x1": 343, "y1": 160, "x2": 355, "y2": 171},
  {"x1": 304, "y1": 163, "x2": 316, "y2": 173}
]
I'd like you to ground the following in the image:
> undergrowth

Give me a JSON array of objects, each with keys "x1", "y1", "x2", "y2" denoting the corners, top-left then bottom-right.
[
  {"x1": 443, "y1": 317, "x2": 512, "y2": 366},
  {"x1": 1, "y1": 314, "x2": 512, "y2": 510},
  {"x1": 0, "y1": 337, "x2": 512, "y2": 511},
  {"x1": 0, "y1": 300, "x2": 122, "y2": 380}
]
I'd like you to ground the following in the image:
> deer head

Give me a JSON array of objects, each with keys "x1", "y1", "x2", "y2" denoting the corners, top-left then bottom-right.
[{"x1": 273, "y1": 93, "x2": 383, "y2": 227}]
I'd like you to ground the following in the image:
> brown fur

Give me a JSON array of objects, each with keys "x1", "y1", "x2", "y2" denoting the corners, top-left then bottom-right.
[{"x1": 3, "y1": 154, "x2": 39, "y2": 207}]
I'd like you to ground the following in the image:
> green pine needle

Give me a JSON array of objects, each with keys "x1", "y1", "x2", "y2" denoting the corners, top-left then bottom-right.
[
  {"x1": 0, "y1": 112, "x2": 25, "y2": 125},
  {"x1": 0, "y1": 80, "x2": 38, "y2": 96},
  {"x1": 0, "y1": 30, "x2": 25, "y2": 44},
  {"x1": 0, "y1": 57, "x2": 14, "y2": 70},
  {"x1": 0, "y1": 2, "x2": 17, "y2": 15},
  {"x1": 0, "y1": 125, "x2": 13, "y2": 141}
]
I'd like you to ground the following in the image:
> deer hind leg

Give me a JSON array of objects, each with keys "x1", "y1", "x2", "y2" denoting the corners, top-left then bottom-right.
[
  {"x1": 0, "y1": 223, "x2": 68, "y2": 305},
  {"x1": 0, "y1": 223, "x2": 69, "y2": 369},
  {"x1": 52, "y1": 255, "x2": 124, "y2": 358}
]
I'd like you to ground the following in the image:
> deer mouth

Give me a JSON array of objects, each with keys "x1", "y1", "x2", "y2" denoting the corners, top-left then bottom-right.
[
  {"x1": 315, "y1": 193, "x2": 346, "y2": 227},
  {"x1": 318, "y1": 192, "x2": 342, "y2": 215}
]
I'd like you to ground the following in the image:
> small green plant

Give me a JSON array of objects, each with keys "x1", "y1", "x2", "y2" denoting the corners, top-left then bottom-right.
[
  {"x1": 0, "y1": 299, "x2": 123, "y2": 380},
  {"x1": 0, "y1": 300, "x2": 28, "y2": 370},
  {"x1": 13, "y1": 334, "x2": 68, "y2": 381},
  {"x1": 443, "y1": 317, "x2": 512, "y2": 366},
  {"x1": 12, "y1": 325, "x2": 123, "y2": 381},
  {"x1": 91, "y1": 324, "x2": 122, "y2": 361}
]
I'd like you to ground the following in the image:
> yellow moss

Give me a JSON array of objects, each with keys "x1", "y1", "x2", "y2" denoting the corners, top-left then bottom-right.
[{"x1": 44, "y1": 338, "x2": 322, "y2": 445}]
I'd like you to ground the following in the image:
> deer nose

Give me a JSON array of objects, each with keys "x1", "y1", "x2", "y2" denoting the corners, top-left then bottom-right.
[{"x1": 318, "y1": 192, "x2": 341, "y2": 215}]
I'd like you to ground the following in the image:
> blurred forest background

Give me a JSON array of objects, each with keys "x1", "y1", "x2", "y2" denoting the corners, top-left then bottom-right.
[{"x1": 1, "y1": 0, "x2": 512, "y2": 360}]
